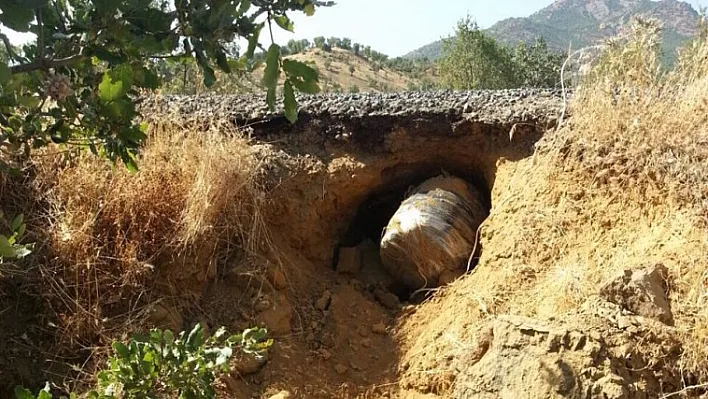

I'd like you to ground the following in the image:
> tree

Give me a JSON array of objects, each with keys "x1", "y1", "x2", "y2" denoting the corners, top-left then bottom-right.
[
  {"x1": 314, "y1": 36, "x2": 327, "y2": 49},
  {"x1": 353, "y1": 43, "x2": 361, "y2": 56},
  {"x1": 328, "y1": 37, "x2": 342, "y2": 48},
  {"x1": 511, "y1": 38, "x2": 565, "y2": 88},
  {"x1": 363, "y1": 46, "x2": 372, "y2": 59},
  {"x1": 348, "y1": 64, "x2": 356, "y2": 75},
  {"x1": 0, "y1": 0, "x2": 333, "y2": 171},
  {"x1": 341, "y1": 38, "x2": 352, "y2": 50},
  {"x1": 439, "y1": 16, "x2": 518, "y2": 90}
]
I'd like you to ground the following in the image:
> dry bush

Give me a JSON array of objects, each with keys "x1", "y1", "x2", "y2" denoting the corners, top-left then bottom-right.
[
  {"x1": 403, "y1": 16, "x2": 708, "y2": 394},
  {"x1": 534, "y1": 14, "x2": 708, "y2": 379},
  {"x1": 30, "y1": 119, "x2": 269, "y2": 385}
]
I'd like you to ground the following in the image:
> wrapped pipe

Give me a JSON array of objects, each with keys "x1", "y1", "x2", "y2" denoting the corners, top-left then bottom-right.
[{"x1": 379, "y1": 175, "x2": 487, "y2": 290}]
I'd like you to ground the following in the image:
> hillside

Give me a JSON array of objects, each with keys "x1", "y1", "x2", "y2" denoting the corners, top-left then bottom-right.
[
  {"x1": 256, "y1": 48, "x2": 437, "y2": 93},
  {"x1": 404, "y1": 0, "x2": 700, "y2": 60}
]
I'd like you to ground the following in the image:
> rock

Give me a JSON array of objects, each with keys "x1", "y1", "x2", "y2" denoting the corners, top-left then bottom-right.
[
  {"x1": 336, "y1": 246, "x2": 361, "y2": 274},
  {"x1": 267, "y1": 391, "x2": 292, "y2": 399},
  {"x1": 258, "y1": 293, "x2": 292, "y2": 336},
  {"x1": 453, "y1": 315, "x2": 605, "y2": 399},
  {"x1": 233, "y1": 352, "x2": 268, "y2": 376},
  {"x1": 254, "y1": 299, "x2": 271, "y2": 313},
  {"x1": 270, "y1": 269, "x2": 287, "y2": 291},
  {"x1": 334, "y1": 363, "x2": 349, "y2": 375},
  {"x1": 374, "y1": 289, "x2": 401, "y2": 310},
  {"x1": 372, "y1": 322, "x2": 387, "y2": 335},
  {"x1": 149, "y1": 303, "x2": 183, "y2": 332},
  {"x1": 599, "y1": 264, "x2": 674, "y2": 325},
  {"x1": 315, "y1": 290, "x2": 332, "y2": 311}
]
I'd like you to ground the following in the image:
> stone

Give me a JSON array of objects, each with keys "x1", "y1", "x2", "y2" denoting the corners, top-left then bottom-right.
[
  {"x1": 372, "y1": 322, "x2": 387, "y2": 335},
  {"x1": 233, "y1": 352, "x2": 268, "y2": 376},
  {"x1": 374, "y1": 289, "x2": 401, "y2": 310},
  {"x1": 267, "y1": 391, "x2": 292, "y2": 399},
  {"x1": 336, "y1": 246, "x2": 361, "y2": 274},
  {"x1": 315, "y1": 290, "x2": 332, "y2": 311},
  {"x1": 258, "y1": 293, "x2": 292, "y2": 336},
  {"x1": 334, "y1": 363, "x2": 349, "y2": 375},
  {"x1": 599, "y1": 264, "x2": 674, "y2": 325},
  {"x1": 270, "y1": 269, "x2": 287, "y2": 291},
  {"x1": 149, "y1": 303, "x2": 183, "y2": 332}
]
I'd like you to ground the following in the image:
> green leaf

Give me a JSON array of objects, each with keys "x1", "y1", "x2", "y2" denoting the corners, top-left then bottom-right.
[
  {"x1": 98, "y1": 67, "x2": 133, "y2": 102},
  {"x1": 120, "y1": 149, "x2": 139, "y2": 173},
  {"x1": 238, "y1": 0, "x2": 251, "y2": 15},
  {"x1": 291, "y1": 79, "x2": 320, "y2": 94},
  {"x1": 262, "y1": 44, "x2": 281, "y2": 110},
  {"x1": 246, "y1": 23, "x2": 264, "y2": 58},
  {"x1": 12, "y1": 245, "x2": 32, "y2": 259},
  {"x1": 273, "y1": 15, "x2": 294, "y2": 32},
  {"x1": 283, "y1": 80, "x2": 297, "y2": 123},
  {"x1": 13, "y1": 0, "x2": 50, "y2": 8},
  {"x1": 13, "y1": 386, "x2": 33, "y2": 399},
  {"x1": 11, "y1": 214, "x2": 23, "y2": 231},
  {"x1": 186, "y1": 323, "x2": 205, "y2": 350},
  {"x1": 215, "y1": 50, "x2": 231, "y2": 74},
  {"x1": 304, "y1": 4, "x2": 315, "y2": 16},
  {"x1": 0, "y1": 2, "x2": 34, "y2": 32},
  {"x1": 195, "y1": 48, "x2": 216, "y2": 88},
  {"x1": 112, "y1": 342, "x2": 131, "y2": 359},
  {"x1": 0, "y1": 63, "x2": 10, "y2": 85},
  {"x1": 282, "y1": 59, "x2": 318, "y2": 82}
]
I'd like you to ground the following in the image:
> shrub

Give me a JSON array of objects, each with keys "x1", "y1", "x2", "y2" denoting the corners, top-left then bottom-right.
[{"x1": 14, "y1": 324, "x2": 272, "y2": 399}]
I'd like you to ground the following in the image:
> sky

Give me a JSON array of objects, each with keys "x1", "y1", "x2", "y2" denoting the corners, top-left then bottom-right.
[{"x1": 3, "y1": 0, "x2": 708, "y2": 57}]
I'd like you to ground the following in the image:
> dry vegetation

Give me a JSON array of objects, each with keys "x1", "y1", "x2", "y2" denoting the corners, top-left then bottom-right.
[
  {"x1": 0, "y1": 121, "x2": 274, "y2": 391},
  {"x1": 3, "y1": 13, "x2": 708, "y2": 398},
  {"x1": 399, "y1": 15, "x2": 708, "y2": 395}
]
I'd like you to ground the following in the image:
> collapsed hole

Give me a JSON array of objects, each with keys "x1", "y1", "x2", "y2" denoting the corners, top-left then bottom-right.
[{"x1": 335, "y1": 162, "x2": 492, "y2": 301}]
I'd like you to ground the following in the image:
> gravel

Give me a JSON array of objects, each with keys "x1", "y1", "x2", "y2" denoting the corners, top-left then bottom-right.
[{"x1": 138, "y1": 89, "x2": 569, "y2": 126}]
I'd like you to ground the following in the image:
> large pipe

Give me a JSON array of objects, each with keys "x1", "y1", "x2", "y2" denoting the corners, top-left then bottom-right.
[{"x1": 379, "y1": 175, "x2": 488, "y2": 290}]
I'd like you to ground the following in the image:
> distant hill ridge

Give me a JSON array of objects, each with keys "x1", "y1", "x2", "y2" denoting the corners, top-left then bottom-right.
[{"x1": 404, "y1": 0, "x2": 700, "y2": 60}]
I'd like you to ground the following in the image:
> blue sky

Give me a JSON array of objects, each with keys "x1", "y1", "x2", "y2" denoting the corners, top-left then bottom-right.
[
  {"x1": 3, "y1": 0, "x2": 708, "y2": 57},
  {"x1": 272, "y1": 0, "x2": 708, "y2": 56}
]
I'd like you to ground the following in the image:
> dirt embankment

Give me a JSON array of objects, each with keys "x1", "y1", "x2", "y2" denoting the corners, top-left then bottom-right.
[{"x1": 4, "y1": 86, "x2": 706, "y2": 399}]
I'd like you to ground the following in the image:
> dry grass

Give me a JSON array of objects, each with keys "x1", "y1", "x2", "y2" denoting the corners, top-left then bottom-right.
[
  {"x1": 546, "y1": 15, "x2": 708, "y2": 379},
  {"x1": 26, "y1": 118, "x2": 270, "y2": 387},
  {"x1": 401, "y1": 15, "x2": 708, "y2": 394},
  {"x1": 514, "y1": 14, "x2": 708, "y2": 378}
]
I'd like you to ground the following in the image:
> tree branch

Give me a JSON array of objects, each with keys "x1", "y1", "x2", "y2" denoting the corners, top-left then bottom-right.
[
  {"x1": 0, "y1": 33, "x2": 20, "y2": 62},
  {"x1": 10, "y1": 55, "x2": 86, "y2": 74},
  {"x1": 36, "y1": 8, "x2": 45, "y2": 61}
]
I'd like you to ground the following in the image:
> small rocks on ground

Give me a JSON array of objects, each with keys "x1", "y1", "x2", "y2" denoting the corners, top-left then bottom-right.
[
  {"x1": 599, "y1": 263, "x2": 674, "y2": 325},
  {"x1": 334, "y1": 363, "x2": 349, "y2": 375},
  {"x1": 372, "y1": 322, "x2": 387, "y2": 335},
  {"x1": 374, "y1": 288, "x2": 401, "y2": 310},
  {"x1": 267, "y1": 391, "x2": 292, "y2": 399},
  {"x1": 315, "y1": 290, "x2": 332, "y2": 311}
]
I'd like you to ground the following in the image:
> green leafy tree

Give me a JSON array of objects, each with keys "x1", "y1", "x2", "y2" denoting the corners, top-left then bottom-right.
[
  {"x1": 0, "y1": 0, "x2": 333, "y2": 172},
  {"x1": 328, "y1": 37, "x2": 341, "y2": 48},
  {"x1": 439, "y1": 16, "x2": 518, "y2": 89},
  {"x1": 313, "y1": 36, "x2": 326, "y2": 49},
  {"x1": 341, "y1": 37, "x2": 352, "y2": 50},
  {"x1": 352, "y1": 43, "x2": 361, "y2": 56},
  {"x1": 512, "y1": 37, "x2": 565, "y2": 88}
]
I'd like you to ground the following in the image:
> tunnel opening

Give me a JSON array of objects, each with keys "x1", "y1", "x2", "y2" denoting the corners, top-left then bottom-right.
[{"x1": 334, "y1": 162, "x2": 493, "y2": 302}]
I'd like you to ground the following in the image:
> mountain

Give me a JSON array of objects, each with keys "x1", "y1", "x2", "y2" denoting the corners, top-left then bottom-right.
[{"x1": 404, "y1": 0, "x2": 700, "y2": 60}]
